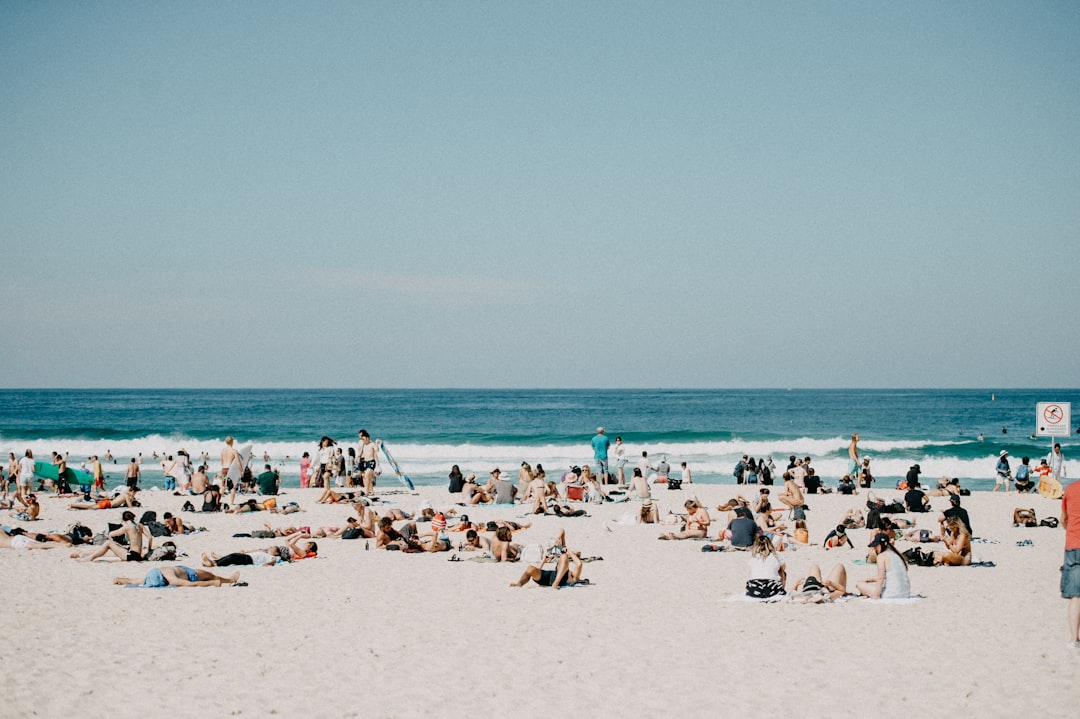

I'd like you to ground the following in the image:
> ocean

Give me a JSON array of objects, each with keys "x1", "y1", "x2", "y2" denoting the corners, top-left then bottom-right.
[{"x1": 1, "y1": 389, "x2": 1076, "y2": 491}]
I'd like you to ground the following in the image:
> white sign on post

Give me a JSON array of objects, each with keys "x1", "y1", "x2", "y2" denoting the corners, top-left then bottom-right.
[{"x1": 1036, "y1": 402, "x2": 1071, "y2": 437}]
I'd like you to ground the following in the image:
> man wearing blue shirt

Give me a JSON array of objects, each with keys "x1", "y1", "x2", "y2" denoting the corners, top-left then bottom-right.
[{"x1": 592, "y1": 427, "x2": 610, "y2": 485}]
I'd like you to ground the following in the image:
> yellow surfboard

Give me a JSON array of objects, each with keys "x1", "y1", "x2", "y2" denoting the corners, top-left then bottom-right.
[{"x1": 1038, "y1": 477, "x2": 1063, "y2": 500}]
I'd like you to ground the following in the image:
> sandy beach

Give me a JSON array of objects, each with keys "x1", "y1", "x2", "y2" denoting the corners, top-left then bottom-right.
[{"x1": 1, "y1": 483, "x2": 1074, "y2": 718}]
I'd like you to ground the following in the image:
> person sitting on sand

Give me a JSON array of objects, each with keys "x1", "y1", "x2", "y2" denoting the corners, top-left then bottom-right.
[
  {"x1": 9, "y1": 492, "x2": 41, "y2": 521},
  {"x1": 520, "y1": 471, "x2": 550, "y2": 514},
  {"x1": 626, "y1": 467, "x2": 650, "y2": 500},
  {"x1": 659, "y1": 499, "x2": 710, "y2": 540},
  {"x1": 856, "y1": 533, "x2": 911, "y2": 599},
  {"x1": 73, "y1": 511, "x2": 152, "y2": 562},
  {"x1": 69, "y1": 487, "x2": 136, "y2": 510},
  {"x1": 490, "y1": 526, "x2": 520, "y2": 562},
  {"x1": 791, "y1": 562, "x2": 848, "y2": 602},
  {"x1": 755, "y1": 501, "x2": 788, "y2": 540},
  {"x1": 777, "y1": 472, "x2": 805, "y2": 513},
  {"x1": 841, "y1": 509, "x2": 865, "y2": 529},
  {"x1": 934, "y1": 516, "x2": 971, "y2": 566},
  {"x1": 939, "y1": 494, "x2": 973, "y2": 536},
  {"x1": 114, "y1": 566, "x2": 241, "y2": 587},
  {"x1": 745, "y1": 534, "x2": 786, "y2": 598},
  {"x1": 823, "y1": 524, "x2": 854, "y2": 550},
  {"x1": 1013, "y1": 458, "x2": 1035, "y2": 494},
  {"x1": 510, "y1": 530, "x2": 585, "y2": 589},
  {"x1": 904, "y1": 479, "x2": 930, "y2": 512},
  {"x1": 374, "y1": 516, "x2": 421, "y2": 550},
  {"x1": 460, "y1": 474, "x2": 490, "y2": 505},
  {"x1": 720, "y1": 506, "x2": 759, "y2": 548}
]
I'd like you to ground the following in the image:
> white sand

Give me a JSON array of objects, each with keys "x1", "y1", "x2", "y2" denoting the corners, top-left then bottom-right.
[{"x1": 1, "y1": 484, "x2": 1074, "y2": 718}]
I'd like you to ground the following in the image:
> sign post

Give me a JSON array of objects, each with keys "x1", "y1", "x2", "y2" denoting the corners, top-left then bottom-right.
[{"x1": 1036, "y1": 402, "x2": 1071, "y2": 438}]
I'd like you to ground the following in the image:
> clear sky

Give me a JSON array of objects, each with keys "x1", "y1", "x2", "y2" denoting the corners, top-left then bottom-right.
[{"x1": 2, "y1": 1, "x2": 1078, "y2": 388}]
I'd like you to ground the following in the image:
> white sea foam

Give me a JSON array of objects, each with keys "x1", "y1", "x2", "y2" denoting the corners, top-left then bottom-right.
[{"x1": 5, "y1": 433, "x2": 1072, "y2": 483}]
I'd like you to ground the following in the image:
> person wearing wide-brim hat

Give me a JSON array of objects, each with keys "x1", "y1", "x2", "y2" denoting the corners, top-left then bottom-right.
[{"x1": 994, "y1": 449, "x2": 1012, "y2": 493}]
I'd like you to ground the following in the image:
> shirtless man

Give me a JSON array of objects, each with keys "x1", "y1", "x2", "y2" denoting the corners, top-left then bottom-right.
[
  {"x1": 74, "y1": 511, "x2": 152, "y2": 562},
  {"x1": 221, "y1": 436, "x2": 239, "y2": 477},
  {"x1": 124, "y1": 458, "x2": 141, "y2": 490},
  {"x1": 358, "y1": 430, "x2": 380, "y2": 496},
  {"x1": 191, "y1": 465, "x2": 210, "y2": 495},
  {"x1": 114, "y1": 566, "x2": 240, "y2": 587},
  {"x1": 848, "y1": 433, "x2": 860, "y2": 479}
]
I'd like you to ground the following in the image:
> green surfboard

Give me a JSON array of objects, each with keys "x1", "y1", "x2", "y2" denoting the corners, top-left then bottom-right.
[{"x1": 33, "y1": 460, "x2": 93, "y2": 485}]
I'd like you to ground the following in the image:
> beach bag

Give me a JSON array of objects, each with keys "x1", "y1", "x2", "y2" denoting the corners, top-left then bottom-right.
[
  {"x1": 791, "y1": 505, "x2": 806, "y2": 521},
  {"x1": 1041, "y1": 517, "x2": 1059, "y2": 528},
  {"x1": 903, "y1": 548, "x2": 936, "y2": 567},
  {"x1": 880, "y1": 501, "x2": 905, "y2": 514},
  {"x1": 866, "y1": 507, "x2": 881, "y2": 530},
  {"x1": 667, "y1": 478, "x2": 682, "y2": 490},
  {"x1": 746, "y1": 578, "x2": 785, "y2": 599},
  {"x1": 145, "y1": 521, "x2": 171, "y2": 537},
  {"x1": 148, "y1": 545, "x2": 176, "y2": 561}
]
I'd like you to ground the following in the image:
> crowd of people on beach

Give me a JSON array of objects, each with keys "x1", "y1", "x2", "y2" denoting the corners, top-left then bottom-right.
[{"x1": 3, "y1": 427, "x2": 1078, "y2": 648}]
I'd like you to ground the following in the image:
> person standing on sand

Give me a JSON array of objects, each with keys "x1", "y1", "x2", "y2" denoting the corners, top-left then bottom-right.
[
  {"x1": 124, "y1": 458, "x2": 141, "y2": 490},
  {"x1": 358, "y1": 430, "x2": 380, "y2": 496},
  {"x1": 1049, "y1": 443, "x2": 1066, "y2": 482},
  {"x1": 221, "y1": 436, "x2": 239, "y2": 478},
  {"x1": 848, "y1": 434, "x2": 860, "y2": 479},
  {"x1": 1061, "y1": 476, "x2": 1080, "y2": 649},
  {"x1": 592, "y1": 427, "x2": 610, "y2": 485},
  {"x1": 613, "y1": 436, "x2": 627, "y2": 486},
  {"x1": 994, "y1": 450, "x2": 1011, "y2": 493},
  {"x1": 91, "y1": 455, "x2": 105, "y2": 491}
]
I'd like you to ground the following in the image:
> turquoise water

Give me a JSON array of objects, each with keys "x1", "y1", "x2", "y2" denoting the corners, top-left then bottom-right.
[{"x1": 1, "y1": 389, "x2": 1075, "y2": 490}]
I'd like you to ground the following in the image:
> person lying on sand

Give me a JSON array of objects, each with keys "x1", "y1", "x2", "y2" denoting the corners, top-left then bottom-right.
[
  {"x1": 114, "y1": 566, "x2": 241, "y2": 587},
  {"x1": 0, "y1": 526, "x2": 68, "y2": 550},
  {"x1": 510, "y1": 530, "x2": 585, "y2": 589},
  {"x1": 68, "y1": 487, "x2": 137, "y2": 510},
  {"x1": 790, "y1": 562, "x2": 848, "y2": 602}
]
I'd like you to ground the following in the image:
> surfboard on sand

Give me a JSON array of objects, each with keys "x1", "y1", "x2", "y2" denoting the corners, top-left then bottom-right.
[
  {"x1": 377, "y1": 440, "x2": 415, "y2": 491},
  {"x1": 34, "y1": 460, "x2": 93, "y2": 486},
  {"x1": 227, "y1": 442, "x2": 252, "y2": 481},
  {"x1": 1038, "y1": 477, "x2": 1063, "y2": 499}
]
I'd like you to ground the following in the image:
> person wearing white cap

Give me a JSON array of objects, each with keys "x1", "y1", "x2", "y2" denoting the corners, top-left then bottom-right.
[{"x1": 994, "y1": 450, "x2": 1011, "y2": 493}]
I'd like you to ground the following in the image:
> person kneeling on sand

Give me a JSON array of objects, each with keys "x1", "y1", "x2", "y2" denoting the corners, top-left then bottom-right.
[{"x1": 114, "y1": 566, "x2": 242, "y2": 587}]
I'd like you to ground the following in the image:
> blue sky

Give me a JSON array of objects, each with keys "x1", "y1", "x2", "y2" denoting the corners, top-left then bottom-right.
[{"x1": 2, "y1": 1, "x2": 1078, "y2": 388}]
